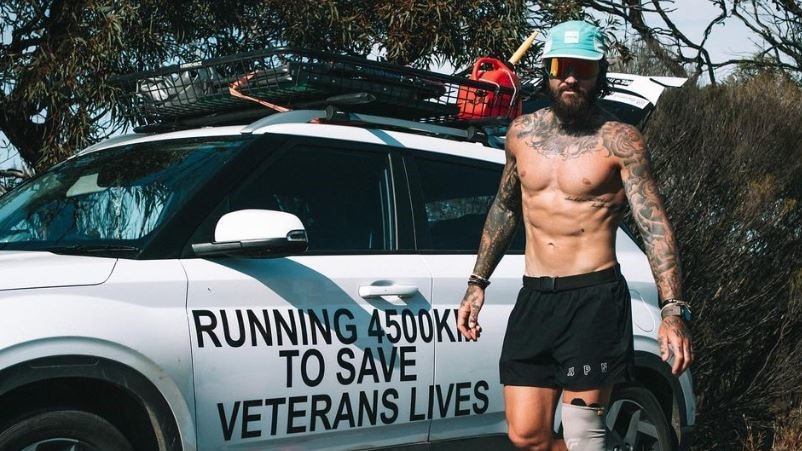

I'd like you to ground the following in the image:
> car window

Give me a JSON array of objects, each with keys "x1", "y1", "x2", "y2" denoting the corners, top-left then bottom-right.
[
  {"x1": 412, "y1": 156, "x2": 524, "y2": 252},
  {"x1": 209, "y1": 145, "x2": 395, "y2": 252},
  {"x1": 0, "y1": 137, "x2": 251, "y2": 252}
]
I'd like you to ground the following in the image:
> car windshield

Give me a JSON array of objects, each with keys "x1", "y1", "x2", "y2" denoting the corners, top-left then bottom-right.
[{"x1": 0, "y1": 135, "x2": 254, "y2": 255}]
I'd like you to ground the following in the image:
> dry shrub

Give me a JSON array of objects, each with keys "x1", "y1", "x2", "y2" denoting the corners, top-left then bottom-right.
[
  {"x1": 742, "y1": 405, "x2": 802, "y2": 451},
  {"x1": 771, "y1": 405, "x2": 802, "y2": 451},
  {"x1": 631, "y1": 73, "x2": 802, "y2": 450}
]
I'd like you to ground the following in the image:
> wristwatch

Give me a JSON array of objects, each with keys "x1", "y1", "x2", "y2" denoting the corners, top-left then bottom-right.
[{"x1": 661, "y1": 301, "x2": 693, "y2": 322}]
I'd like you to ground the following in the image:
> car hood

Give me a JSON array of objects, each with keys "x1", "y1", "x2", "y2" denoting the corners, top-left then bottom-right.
[{"x1": 0, "y1": 251, "x2": 116, "y2": 291}]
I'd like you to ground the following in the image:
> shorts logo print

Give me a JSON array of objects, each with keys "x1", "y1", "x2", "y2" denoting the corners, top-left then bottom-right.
[
  {"x1": 601, "y1": 362, "x2": 608, "y2": 373},
  {"x1": 583, "y1": 364, "x2": 591, "y2": 376},
  {"x1": 567, "y1": 367, "x2": 575, "y2": 377}
]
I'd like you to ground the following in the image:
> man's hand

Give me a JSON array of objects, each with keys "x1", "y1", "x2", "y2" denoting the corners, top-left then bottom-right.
[
  {"x1": 457, "y1": 285, "x2": 485, "y2": 341},
  {"x1": 658, "y1": 316, "x2": 693, "y2": 375}
]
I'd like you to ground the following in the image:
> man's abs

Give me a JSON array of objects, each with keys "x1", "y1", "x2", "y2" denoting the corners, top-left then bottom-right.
[
  {"x1": 516, "y1": 150, "x2": 626, "y2": 277},
  {"x1": 522, "y1": 210, "x2": 620, "y2": 277}
]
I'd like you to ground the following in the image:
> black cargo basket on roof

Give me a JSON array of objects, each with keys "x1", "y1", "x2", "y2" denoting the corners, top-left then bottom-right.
[{"x1": 114, "y1": 47, "x2": 520, "y2": 129}]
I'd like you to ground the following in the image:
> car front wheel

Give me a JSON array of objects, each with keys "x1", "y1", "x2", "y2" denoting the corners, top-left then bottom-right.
[
  {"x1": 0, "y1": 410, "x2": 134, "y2": 451},
  {"x1": 607, "y1": 385, "x2": 675, "y2": 451}
]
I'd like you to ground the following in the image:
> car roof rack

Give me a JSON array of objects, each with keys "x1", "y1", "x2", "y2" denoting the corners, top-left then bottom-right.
[
  {"x1": 240, "y1": 107, "x2": 507, "y2": 147},
  {"x1": 115, "y1": 47, "x2": 521, "y2": 134}
]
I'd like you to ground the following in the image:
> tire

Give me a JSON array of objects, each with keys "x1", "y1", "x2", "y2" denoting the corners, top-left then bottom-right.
[
  {"x1": 0, "y1": 410, "x2": 134, "y2": 451},
  {"x1": 606, "y1": 385, "x2": 674, "y2": 451}
]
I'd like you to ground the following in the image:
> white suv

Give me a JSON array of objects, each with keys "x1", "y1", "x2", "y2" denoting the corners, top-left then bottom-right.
[{"x1": 0, "y1": 49, "x2": 693, "y2": 451}]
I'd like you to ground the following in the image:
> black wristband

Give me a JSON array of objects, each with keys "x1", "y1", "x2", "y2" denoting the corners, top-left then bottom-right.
[
  {"x1": 660, "y1": 298, "x2": 684, "y2": 308},
  {"x1": 468, "y1": 274, "x2": 490, "y2": 289}
]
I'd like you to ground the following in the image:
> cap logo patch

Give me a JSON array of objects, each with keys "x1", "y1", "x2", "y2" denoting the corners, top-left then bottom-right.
[{"x1": 564, "y1": 30, "x2": 580, "y2": 44}]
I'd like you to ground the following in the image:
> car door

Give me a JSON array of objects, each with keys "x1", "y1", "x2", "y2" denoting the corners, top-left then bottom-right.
[
  {"x1": 403, "y1": 151, "x2": 525, "y2": 442},
  {"x1": 183, "y1": 139, "x2": 434, "y2": 450}
]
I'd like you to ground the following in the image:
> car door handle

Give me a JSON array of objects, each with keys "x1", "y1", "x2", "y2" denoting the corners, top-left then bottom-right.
[{"x1": 358, "y1": 284, "x2": 419, "y2": 299}]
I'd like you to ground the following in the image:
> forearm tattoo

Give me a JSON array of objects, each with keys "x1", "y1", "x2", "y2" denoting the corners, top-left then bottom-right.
[
  {"x1": 604, "y1": 123, "x2": 683, "y2": 300},
  {"x1": 472, "y1": 118, "x2": 524, "y2": 279}
]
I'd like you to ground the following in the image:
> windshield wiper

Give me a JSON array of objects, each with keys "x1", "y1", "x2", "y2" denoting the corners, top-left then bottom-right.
[{"x1": 47, "y1": 244, "x2": 141, "y2": 257}]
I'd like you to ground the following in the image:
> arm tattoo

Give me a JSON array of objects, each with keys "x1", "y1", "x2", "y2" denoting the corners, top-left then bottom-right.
[
  {"x1": 604, "y1": 123, "x2": 683, "y2": 301},
  {"x1": 471, "y1": 116, "x2": 524, "y2": 279}
]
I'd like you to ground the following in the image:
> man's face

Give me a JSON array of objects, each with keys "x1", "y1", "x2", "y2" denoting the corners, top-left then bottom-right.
[{"x1": 545, "y1": 58, "x2": 600, "y2": 122}]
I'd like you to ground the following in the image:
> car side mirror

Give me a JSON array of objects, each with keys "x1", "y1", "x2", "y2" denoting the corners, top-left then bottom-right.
[{"x1": 192, "y1": 209, "x2": 308, "y2": 258}]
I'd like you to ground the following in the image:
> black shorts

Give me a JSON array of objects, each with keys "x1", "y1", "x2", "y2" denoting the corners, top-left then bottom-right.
[{"x1": 499, "y1": 265, "x2": 634, "y2": 390}]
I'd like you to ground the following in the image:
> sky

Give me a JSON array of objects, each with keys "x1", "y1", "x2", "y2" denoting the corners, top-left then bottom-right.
[{"x1": 0, "y1": 2, "x2": 767, "y2": 174}]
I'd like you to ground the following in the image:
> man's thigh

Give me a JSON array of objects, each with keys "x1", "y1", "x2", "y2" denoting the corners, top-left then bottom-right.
[{"x1": 504, "y1": 385, "x2": 561, "y2": 439}]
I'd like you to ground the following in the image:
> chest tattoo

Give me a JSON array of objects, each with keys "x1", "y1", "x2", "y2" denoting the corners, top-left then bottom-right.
[{"x1": 515, "y1": 112, "x2": 610, "y2": 160}]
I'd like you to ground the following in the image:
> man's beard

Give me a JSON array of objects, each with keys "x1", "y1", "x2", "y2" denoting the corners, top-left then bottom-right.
[{"x1": 548, "y1": 84, "x2": 597, "y2": 124}]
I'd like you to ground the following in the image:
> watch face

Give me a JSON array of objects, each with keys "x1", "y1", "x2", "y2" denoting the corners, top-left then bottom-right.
[{"x1": 681, "y1": 306, "x2": 693, "y2": 322}]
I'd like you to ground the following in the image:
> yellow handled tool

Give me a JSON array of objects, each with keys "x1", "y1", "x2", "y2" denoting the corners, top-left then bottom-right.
[{"x1": 508, "y1": 31, "x2": 539, "y2": 65}]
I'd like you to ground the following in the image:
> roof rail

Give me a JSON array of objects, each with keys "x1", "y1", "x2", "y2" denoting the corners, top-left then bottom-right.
[{"x1": 242, "y1": 108, "x2": 506, "y2": 147}]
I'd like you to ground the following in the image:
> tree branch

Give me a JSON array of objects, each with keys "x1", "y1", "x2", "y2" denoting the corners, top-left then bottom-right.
[
  {"x1": 774, "y1": 0, "x2": 802, "y2": 19},
  {"x1": 623, "y1": 0, "x2": 689, "y2": 77},
  {"x1": 648, "y1": 0, "x2": 719, "y2": 81},
  {"x1": 732, "y1": 2, "x2": 802, "y2": 69},
  {"x1": 711, "y1": 58, "x2": 799, "y2": 72}
]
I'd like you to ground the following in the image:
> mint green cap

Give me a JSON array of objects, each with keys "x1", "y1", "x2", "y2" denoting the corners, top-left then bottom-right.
[{"x1": 541, "y1": 21, "x2": 606, "y2": 61}]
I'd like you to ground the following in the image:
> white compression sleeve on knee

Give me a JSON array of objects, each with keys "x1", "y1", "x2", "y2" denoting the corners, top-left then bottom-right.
[{"x1": 561, "y1": 403, "x2": 607, "y2": 451}]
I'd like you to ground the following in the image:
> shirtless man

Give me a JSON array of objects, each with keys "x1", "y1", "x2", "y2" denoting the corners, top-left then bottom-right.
[{"x1": 456, "y1": 21, "x2": 694, "y2": 451}]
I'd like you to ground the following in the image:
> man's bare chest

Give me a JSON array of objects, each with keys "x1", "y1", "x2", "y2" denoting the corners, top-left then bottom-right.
[{"x1": 515, "y1": 135, "x2": 621, "y2": 196}]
